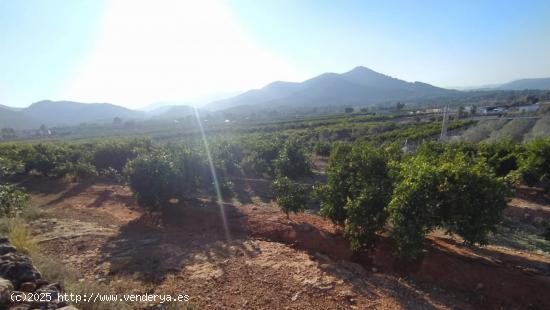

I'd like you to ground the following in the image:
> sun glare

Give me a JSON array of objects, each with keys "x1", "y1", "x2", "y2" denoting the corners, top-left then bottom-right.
[{"x1": 63, "y1": 0, "x2": 301, "y2": 108}]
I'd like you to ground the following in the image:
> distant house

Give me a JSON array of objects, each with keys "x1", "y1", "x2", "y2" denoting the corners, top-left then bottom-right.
[
  {"x1": 425, "y1": 108, "x2": 443, "y2": 113},
  {"x1": 480, "y1": 106, "x2": 507, "y2": 115},
  {"x1": 518, "y1": 103, "x2": 540, "y2": 113}
]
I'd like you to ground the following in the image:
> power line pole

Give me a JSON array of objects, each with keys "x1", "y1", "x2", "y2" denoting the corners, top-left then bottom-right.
[{"x1": 440, "y1": 105, "x2": 449, "y2": 142}]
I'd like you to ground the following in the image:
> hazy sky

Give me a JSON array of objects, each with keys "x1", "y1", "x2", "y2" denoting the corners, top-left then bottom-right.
[{"x1": 1, "y1": 0, "x2": 550, "y2": 108}]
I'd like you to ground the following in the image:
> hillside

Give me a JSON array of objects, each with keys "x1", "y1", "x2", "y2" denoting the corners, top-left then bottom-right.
[
  {"x1": 23, "y1": 100, "x2": 144, "y2": 126},
  {"x1": 0, "y1": 100, "x2": 144, "y2": 129},
  {"x1": 496, "y1": 78, "x2": 550, "y2": 90},
  {"x1": 205, "y1": 67, "x2": 457, "y2": 111},
  {"x1": 0, "y1": 105, "x2": 38, "y2": 129},
  {"x1": 149, "y1": 105, "x2": 208, "y2": 119}
]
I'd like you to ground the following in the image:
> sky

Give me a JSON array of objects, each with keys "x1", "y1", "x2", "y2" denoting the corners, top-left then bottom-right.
[{"x1": 1, "y1": 0, "x2": 550, "y2": 109}]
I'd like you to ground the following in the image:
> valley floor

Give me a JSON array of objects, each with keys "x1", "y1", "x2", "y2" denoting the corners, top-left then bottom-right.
[{"x1": 23, "y1": 178, "x2": 550, "y2": 309}]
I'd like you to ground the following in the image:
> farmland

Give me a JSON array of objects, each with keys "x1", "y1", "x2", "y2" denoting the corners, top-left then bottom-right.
[{"x1": 1, "y1": 108, "x2": 549, "y2": 309}]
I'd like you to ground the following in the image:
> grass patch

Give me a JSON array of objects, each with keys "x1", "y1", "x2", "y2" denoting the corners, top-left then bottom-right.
[{"x1": 7, "y1": 217, "x2": 37, "y2": 255}]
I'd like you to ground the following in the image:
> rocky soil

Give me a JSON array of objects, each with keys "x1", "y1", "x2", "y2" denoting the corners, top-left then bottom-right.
[
  {"x1": 16, "y1": 179, "x2": 550, "y2": 309},
  {"x1": 0, "y1": 237, "x2": 76, "y2": 309}
]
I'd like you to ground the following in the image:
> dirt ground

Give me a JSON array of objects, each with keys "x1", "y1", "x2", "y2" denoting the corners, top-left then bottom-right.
[{"x1": 22, "y1": 178, "x2": 550, "y2": 309}]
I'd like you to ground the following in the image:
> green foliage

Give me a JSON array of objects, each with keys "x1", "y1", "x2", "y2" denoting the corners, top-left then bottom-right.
[
  {"x1": 0, "y1": 184, "x2": 30, "y2": 217},
  {"x1": 274, "y1": 139, "x2": 311, "y2": 178},
  {"x1": 210, "y1": 141, "x2": 244, "y2": 176},
  {"x1": 240, "y1": 140, "x2": 279, "y2": 177},
  {"x1": 92, "y1": 140, "x2": 147, "y2": 173},
  {"x1": 518, "y1": 138, "x2": 550, "y2": 186},
  {"x1": 389, "y1": 151, "x2": 511, "y2": 261},
  {"x1": 318, "y1": 142, "x2": 353, "y2": 226},
  {"x1": 272, "y1": 176, "x2": 307, "y2": 218},
  {"x1": 124, "y1": 151, "x2": 177, "y2": 210},
  {"x1": 57, "y1": 160, "x2": 98, "y2": 180},
  {"x1": 342, "y1": 143, "x2": 393, "y2": 250},
  {"x1": 318, "y1": 142, "x2": 393, "y2": 250},
  {"x1": 0, "y1": 156, "x2": 23, "y2": 178},
  {"x1": 167, "y1": 144, "x2": 203, "y2": 197},
  {"x1": 17, "y1": 143, "x2": 68, "y2": 177},
  {"x1": 314, "y1": 141, "x2": 331, "y2": 156},
  {"x1": 478, "y1": 141, "x2": 520, "y2": 177}
]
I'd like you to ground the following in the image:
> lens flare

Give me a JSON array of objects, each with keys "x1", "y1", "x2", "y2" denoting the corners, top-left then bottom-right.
[{"x1": 193, "y1": 107, "x2": 231, "y2": 241}]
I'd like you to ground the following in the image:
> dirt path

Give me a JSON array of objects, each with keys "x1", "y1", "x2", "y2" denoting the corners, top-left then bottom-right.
[{"x1": 23, "y1": 179, "x2": 550, "y2": 309}]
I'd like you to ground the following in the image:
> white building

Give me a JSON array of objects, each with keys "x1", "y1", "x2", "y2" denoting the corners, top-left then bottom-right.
[{"x1": 518, "y1": 103, "x2": 540, "y2": 113}]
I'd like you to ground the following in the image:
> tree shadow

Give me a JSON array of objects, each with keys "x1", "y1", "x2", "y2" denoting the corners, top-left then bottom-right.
[
  {"x1": 87, "y1": 189, "x2": 113, "y2": 208},
  {"x1": 246, "y1": 178, "x2": 273, "y2": 203},
  {"x1": 33, "y1": 182, "x2": 93, "y2": 207},
  {"x1": 98, "y1": 199, "x2": 259, "y2": 282},
  {"x1": 318, "y1": 259, "x2": 463, "y2": 310},
  {"x1": 229, "y1": 178, "x2": 253, "y2": 204},
  {"x1": 19, "y1": 177, "x2": 75, "y2": 195},
  {"x1": 515, "y1": 185, "x2": 550, "y2": 204},
  {"x1": 433, "y1": 236, "x2": 550, "y2": 276}
]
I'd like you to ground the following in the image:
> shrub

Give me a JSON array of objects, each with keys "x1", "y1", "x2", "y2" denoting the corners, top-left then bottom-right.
[
  {"x1": 0, "y1": 156, "x2": 23, "y2": 178},
  {"x1": 92, "y1": 140, "x2": 150, "y2": 173},
  {"x1": 241, "y1": 155, "x2": 270, "y2": 177},
  {"x1": 0, "y1": 184, "x2": 30, "y2": 217},
  {"x1": 318, "y1": 142, "x2": 353, "y2": 226},
  {"x1": 389, "y1": 152, "x2": 511, "y2": 261},
  {"x1": 478, "y1": 141, "x2": 520, "y2": 177},
  {"x1": 314, "y1": 141, "x2": 331, "y2": 156},
  {"x1": 17, "y1": 143, "x2": 66, "y2": 176},
  {"x1": 318, "y1": 142, "x2": 393, "y2": 250},
  {"x1": 517, "y1": 138, "x2": 550, "y2": 186},
  {"x1": 272, "y1": 176, "x2": 307, "y2": 218},
  {"x1": 211, "y1": 141, "x2": 244, "y2": 176},
  {"x1": 342, "y1": 144, "x2": 393, "y2": 250},
  {"x1": 240, "y1": 140, "x2": 280, "y2": 177},
  {"x1": 124, "y1": 151, "x2": 177, "y2": 210},
  {"x1": 274, "y1": 139, "x2": 311, "y2": 178},
  {"x1": 168, "y1": 144, "x2": 203, "y2": 196}
]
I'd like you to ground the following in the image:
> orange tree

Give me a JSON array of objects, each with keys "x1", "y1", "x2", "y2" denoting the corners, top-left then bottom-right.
[{"x1": 389, "y1": 151, "x2": 511, "y2": 261}]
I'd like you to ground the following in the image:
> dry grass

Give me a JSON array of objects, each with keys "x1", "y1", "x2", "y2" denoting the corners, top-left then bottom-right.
[
  {"x1": 31, "y1": 252, "x2": 75, "y2": 284},
  {"x1": 7, "y1": 216, "x2": 37, "y2": 255}
]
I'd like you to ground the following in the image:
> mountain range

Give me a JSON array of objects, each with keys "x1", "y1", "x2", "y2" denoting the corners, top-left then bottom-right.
[
  {"x1": 1, "y1": 67, "x2": 549, "y2": 129},
  {"x1": 205, "y1": 66, "x2": 458, "y2": 111},
  {"x1": 496, "y1": 78, "x2": 550, "y2": 91},
  {"x1": 0, "y1": 100, "x2": 142, "y2": 129}
]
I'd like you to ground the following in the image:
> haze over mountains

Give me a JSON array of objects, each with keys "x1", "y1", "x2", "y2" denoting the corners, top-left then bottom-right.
[
  {"x1": 1, "y1": 67, "x2": 549, "y2": 129},
  {"x1": 205, "y1": 66, "x2": 457, "y2": 111},
  {"x1": 496, "y1": 78, "x2": 550, "y2": 91}
]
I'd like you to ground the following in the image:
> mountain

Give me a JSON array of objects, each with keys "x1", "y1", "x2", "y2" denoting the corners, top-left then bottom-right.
[
  {"x1": 149, "y1": 105, "x2": 207, "y2": 119},
  {"x1": 140, "y1": 101, "x2": 192, "y2": 113},
  {"x1": 205, "y1": 66, "x2": 457, "y2": 111},
  {"x1": 143, "y1": 91, "x2": 242, "y2": 112},
  {"x1": 22, "y1": 100, "x2": 144, "y2": 126},
  {"x1": 0, "y1": 105, "x2": 38, "y2": 129},
  {"x1": 0, "y1": 100, "x2": 144, "y2": 129},
  {"x1": 496, "y1": 78, "x2": 550, "y2": 90},
  {"x1": 205, "y1": 81, "x2": 303, "y2": 110}
]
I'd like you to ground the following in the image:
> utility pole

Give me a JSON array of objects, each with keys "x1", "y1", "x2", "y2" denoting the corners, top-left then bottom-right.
[{"x1": 440, "y1": 105, "x2": 449, "y2": 142}]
